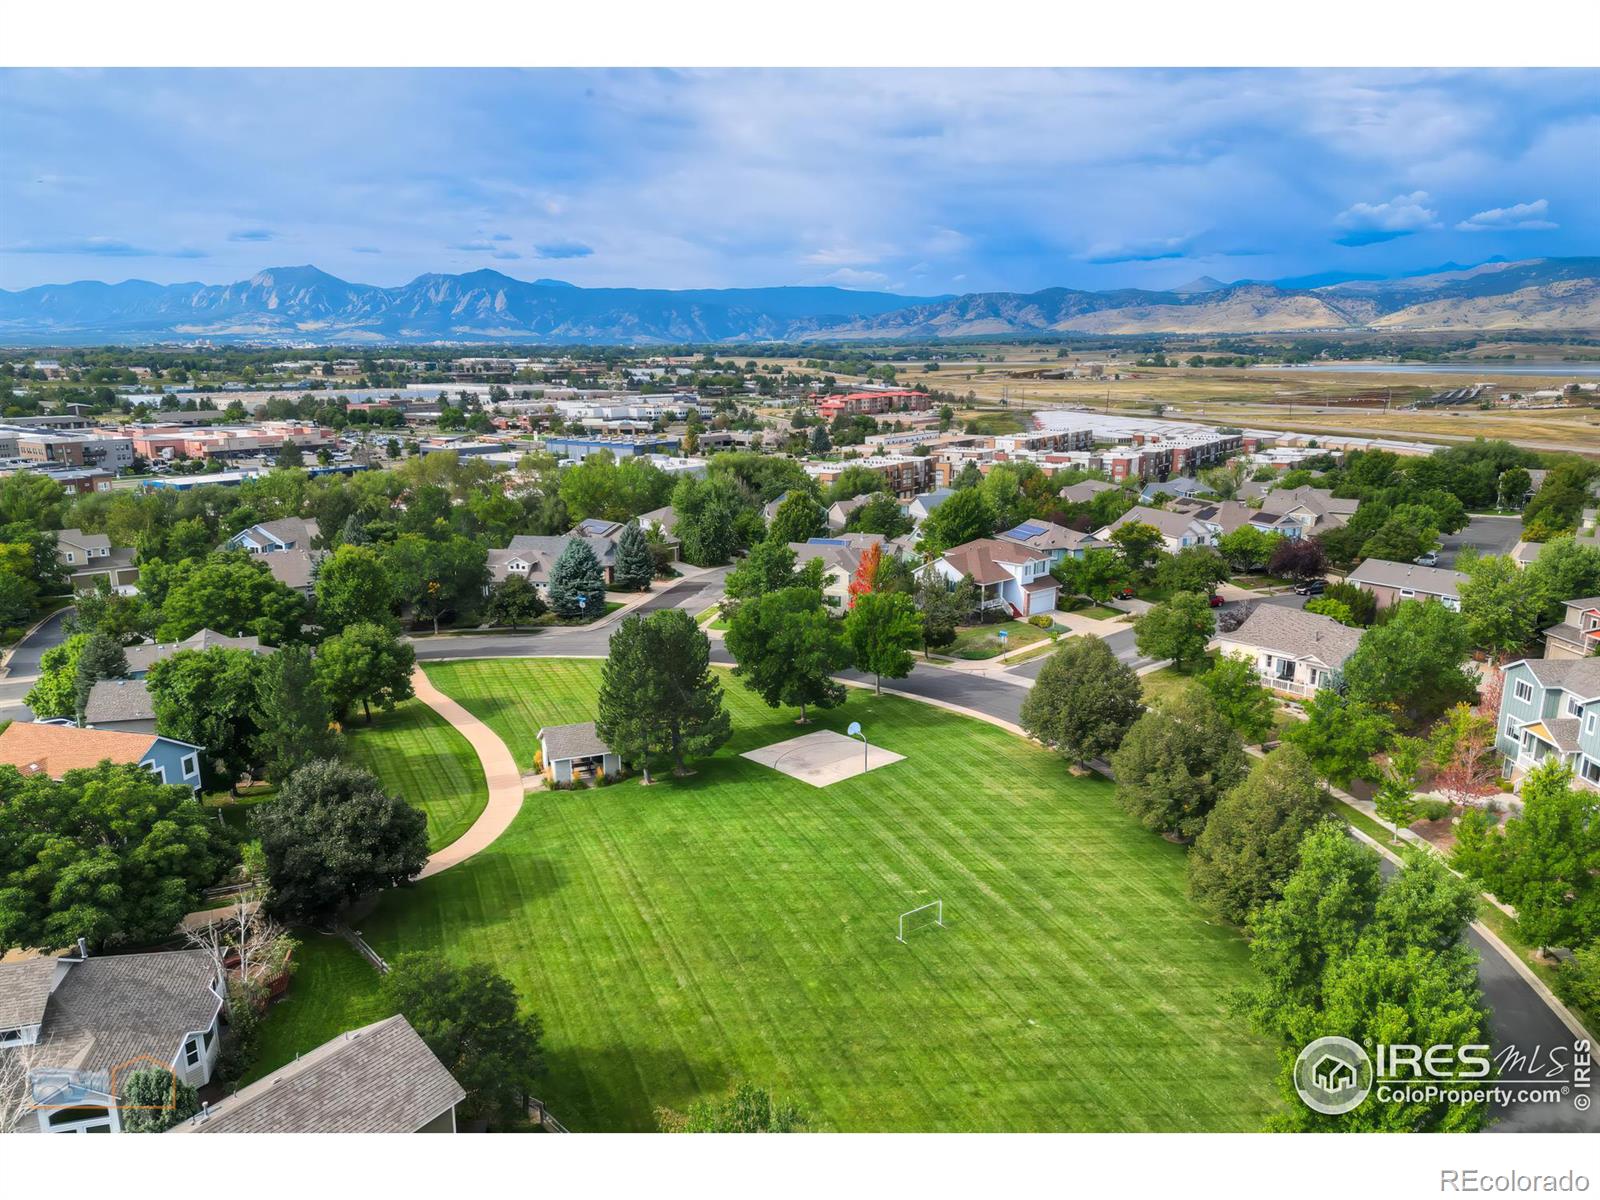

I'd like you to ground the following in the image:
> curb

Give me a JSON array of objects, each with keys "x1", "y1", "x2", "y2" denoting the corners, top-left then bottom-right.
[{"x1": 0, "y1": 604, "x2": 73, "y2": 677}]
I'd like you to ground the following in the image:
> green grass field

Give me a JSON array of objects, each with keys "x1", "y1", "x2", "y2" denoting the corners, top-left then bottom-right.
[
  {"x1": 948, "y1": 619, "x2": 1052, "y2": 660},
  {"x1": 244, "y1": 935, "x2": 390, "y2": 1085},
  {"x1": 345, "y1": 698, "x2": 489, "y2": 851},
  {"x1": 261, "y1": 658, "x2": 1279, "y2": 1131}
]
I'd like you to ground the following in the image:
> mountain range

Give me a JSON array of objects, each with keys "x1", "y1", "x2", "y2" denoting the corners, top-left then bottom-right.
[{"x1": 1, "y1": 258, "x2": 1596, "y2": 345}]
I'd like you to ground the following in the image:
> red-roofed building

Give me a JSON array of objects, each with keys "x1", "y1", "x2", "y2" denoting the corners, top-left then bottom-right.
[{"x1": 817, "y1": 390, "x2": 932, "y2": 419}]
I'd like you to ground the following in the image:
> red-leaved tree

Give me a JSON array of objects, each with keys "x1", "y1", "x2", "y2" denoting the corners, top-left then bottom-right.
[{"x1": 848, "y1": 543, "x2": 882, "y2": 609}]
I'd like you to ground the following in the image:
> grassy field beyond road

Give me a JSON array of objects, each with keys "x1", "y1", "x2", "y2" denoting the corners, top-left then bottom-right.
[{"x1": 253, "y1": 657, "x2": 1280, "y2": 1131}]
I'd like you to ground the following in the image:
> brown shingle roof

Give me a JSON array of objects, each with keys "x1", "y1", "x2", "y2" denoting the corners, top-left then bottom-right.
[
  {"x1": 0, "y1": 957, "x2": 59, "y2": 1030},
  {"x1": 0, "y1": 722, "x2": 158, "y2": 778},
  {"x1": 939, "y1": 537, "x2": 1048, "y2": 586},
  {"x1": 83, "y1": 678, "x2": 156, "y2": 725},
  {"x1": 175, "y1": 1015, "x2": 464, "y2": 1134}
]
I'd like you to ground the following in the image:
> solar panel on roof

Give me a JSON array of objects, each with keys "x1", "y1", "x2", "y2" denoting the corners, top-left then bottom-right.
[
  {"x1": 807, "y1": 538, "x2": 849, "y2": 546},
  {"x1": 1006, "y1": 522, "x2": 1048, "y2": 539}
]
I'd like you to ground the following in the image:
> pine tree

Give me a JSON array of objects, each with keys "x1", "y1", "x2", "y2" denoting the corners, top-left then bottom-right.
[
  {"x1": 650, "y1": 610, "x2": 732, "y2": 773},
  {"x1": 547, "y1": 537, "x2": 607, "y2": 618},
  {"x1": 253, "y1": 645, "x2": 342, "y2": 782},
  {"x1": 597, "y1": 614, "x2": 663, "y2": 783},
  {"x1": 613, "y1": 520, "x2": 656, "y2": 591},
  {"x1": 73, "y1": 630, "x2": 128, "y2": 724}
]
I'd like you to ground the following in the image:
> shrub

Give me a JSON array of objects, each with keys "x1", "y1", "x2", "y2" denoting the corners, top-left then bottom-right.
[{"x1": 1028, "y1": 615, "x2": 1053, "y2": 629}]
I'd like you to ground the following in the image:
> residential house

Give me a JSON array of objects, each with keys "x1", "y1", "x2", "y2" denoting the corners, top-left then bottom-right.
[
  {"x1": 0, "y1": 948, "x2": 225, "y2": 1133},
  {"x1": 1059, "y1": 479, "x2": 1117, "y2": 504},
  {"x1": 222, "y1": 517, "x2": 324, "y2": 597},
  {"x1": 1495, "y1": 658, "x2": 1600, "y2": 790},
  {"x1": 1093, "y1": 505, "x2": 1216, "y2": 554},
  {"x1": 923, "y1": 538, "x2": 1058, "y2": 618},
  {"x1": 54, "y1": 528, "x2": 139, "y2": 591},
  {"x1": 0, "y1": 722, "x2": 205, "y2": 793},
  {"x1": 826, "y1": 494, "x2": 871, "y2": 533},
  {"x1": 122, "y1": 628, "x2": 271, "y2": 677},
  {"x1": 1543, "y1": 595, "x2": 1600, "y2": 660},
  {"x1": 81, "y1": 679, "x2": 157, "y2": 736},
  {"x1": 487, "y1": 533, "x2": 618, "y2": 590},
  {"x1": 791, "y1": 534, "x2": 886, "y2": 608},
  {"x1": 997, "y1": 519, "x2": 1107, "y2": 564},
  {"x1": 172, "y1": 1016, "x2": 465, "y2": 1134},
  {"x1": 904, "y1": 488, "x2": 954, "y2": 526},
  {"x1": 570, "y1": 517, "x2": 626, "y2": 539},
  {"x1": 224, "y1": 516, "x2": 320, "y2": 555},
  {"x1": 537, "y1": 722, "x2": 622, "y2": 784},
  {"x1": 1210, "y1": 605, "x2": 1363, "y2": 699},
  {"x1": 1140, "y1": 477, "x2": 1214, "y2": 504},
  {"x1": 1267, "y1": 486, "x2": 1360, "y2": 539},
  {"x1": 1343, "y1": 558, "x2": 1467, "y2": 611}
]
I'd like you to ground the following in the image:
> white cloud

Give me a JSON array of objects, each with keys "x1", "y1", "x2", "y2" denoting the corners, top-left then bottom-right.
[
  {"x1": 1457, "y1": 199, "x2": 1557, "y2": 231},
  {"x1": 822, "y1": 267, "x2": 889, "y2": 288},
  {"x1": 1335, "y1": 191, "x2": 1439, "y2": 232}
]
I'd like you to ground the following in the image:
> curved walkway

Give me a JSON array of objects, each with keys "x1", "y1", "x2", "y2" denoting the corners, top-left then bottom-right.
[{"x1": 409, "y1": 664, "x2": 527, "y2": 879}]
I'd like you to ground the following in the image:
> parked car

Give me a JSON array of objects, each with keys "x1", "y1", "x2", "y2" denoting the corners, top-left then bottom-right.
[
  {"x1": 1414, "y1": 551, "x2": 1439, "y2": 567},
  {"x1": 1208, "y1": 592, "x2": 1225, "y2": 608},
  {"x1": 1293, "y1": 578, "x2": 1327, "y2": 596},
  {"x1": 1113, "y1": 586, "x2": 1136, "y2": 600}
]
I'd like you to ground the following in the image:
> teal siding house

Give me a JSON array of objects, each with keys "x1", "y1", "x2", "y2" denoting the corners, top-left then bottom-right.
[{"x1": 1495, "y1": 658, "x2": 1600, "y2": 791}]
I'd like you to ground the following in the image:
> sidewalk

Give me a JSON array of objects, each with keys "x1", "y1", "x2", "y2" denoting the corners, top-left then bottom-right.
[{"x1": 410, "y1": 664, "x2": 528, "y2": 879}]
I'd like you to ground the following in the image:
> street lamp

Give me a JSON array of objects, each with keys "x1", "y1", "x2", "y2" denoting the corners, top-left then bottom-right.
[{"x1": 847, "y1": 721, "x2": 868, "y2": 774}]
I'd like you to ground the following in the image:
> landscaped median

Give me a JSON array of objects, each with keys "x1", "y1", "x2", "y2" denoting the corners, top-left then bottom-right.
[{"x1": 245, "y1": 655, "x2": 1281, "y2": 1133}]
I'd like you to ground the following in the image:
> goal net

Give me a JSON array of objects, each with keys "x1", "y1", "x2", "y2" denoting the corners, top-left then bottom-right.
[{"x1": 897, "y1": 900, "x2": 944, "y2": 943}]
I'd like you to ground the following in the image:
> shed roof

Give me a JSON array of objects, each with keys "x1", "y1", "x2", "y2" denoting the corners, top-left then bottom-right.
[{"x1": 538, "y1": 721, "x2": 613, "y2": 763}]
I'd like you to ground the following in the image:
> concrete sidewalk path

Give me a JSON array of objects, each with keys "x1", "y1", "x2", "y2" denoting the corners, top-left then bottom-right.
[{"x1": 411, "y1": 664, "x2": 528, "y2": 879}]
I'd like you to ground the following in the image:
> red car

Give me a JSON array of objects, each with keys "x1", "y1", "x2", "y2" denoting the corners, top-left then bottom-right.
[
  {"x1": 1113, "y1": 586, "x2": 1135, "y2": 600},
  {"x1": 1208, "y1": 593, "x2": 1225, "y2": 608}
]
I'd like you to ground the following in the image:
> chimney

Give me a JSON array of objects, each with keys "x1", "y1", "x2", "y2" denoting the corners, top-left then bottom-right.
[{"x1": 76, "y1": 936, "x2": 89, "y2": 959}]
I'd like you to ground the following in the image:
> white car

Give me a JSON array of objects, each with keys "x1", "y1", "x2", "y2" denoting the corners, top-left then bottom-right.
[{"x1": 1414, "y1": 551, "x2": 1439, "y2": 567}]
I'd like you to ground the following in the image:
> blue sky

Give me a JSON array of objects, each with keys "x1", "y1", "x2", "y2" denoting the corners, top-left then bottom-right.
[{"x1": 0, "y1": 68, "x2": 1595, "y2": 294}]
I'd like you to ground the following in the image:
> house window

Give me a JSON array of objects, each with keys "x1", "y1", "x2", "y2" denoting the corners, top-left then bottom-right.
[
  {"x1": 1399, "y1": 589, "x2": 1416, "y2": 599},
  {"x1": 146, "y1": 762, "x2": 166, "y2": 783},
  {"x1": 1582, "y1": 758, "x2": 1600, "y2": 785},
  {"x1": 1588, "y1": 713, "x2": 1597, "y2": 738},
  {"x1": 182, "y1": 753, "x2": 198, "y2": 777},
  {"x1": 185, "y1": 1039, "x2": 201, "y2": 1067},
  {"x1": 64, "y1": 551, "x2": 75, "y2": 563},
  {"x1": 1513, "y1": 680, "x2": 1534, "y2": 704},
  {"x1": 0, "y1": 1027, "x2": 22, "y2": 1045}
]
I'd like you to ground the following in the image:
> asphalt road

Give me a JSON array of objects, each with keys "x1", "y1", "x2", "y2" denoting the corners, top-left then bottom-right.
[
  {"x1": 1439, "y1": 514, "x2": 1524, "y2": 568},
  {"x1": 0, "y1": 605, "x2": 72, "y2": 723}
]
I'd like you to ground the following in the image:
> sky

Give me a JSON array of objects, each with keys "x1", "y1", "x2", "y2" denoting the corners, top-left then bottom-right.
[{"x1": 0, "y1": 68, "x2": 1596, "y2": 295}]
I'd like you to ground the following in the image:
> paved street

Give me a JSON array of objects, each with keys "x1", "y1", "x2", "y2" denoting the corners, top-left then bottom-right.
[
  {"x1": 0, "y1": 605, "x2": 72, "y2": 723},
  {"x1": 1439, "y1": 514, "x2": 1523, "y2": 568}
]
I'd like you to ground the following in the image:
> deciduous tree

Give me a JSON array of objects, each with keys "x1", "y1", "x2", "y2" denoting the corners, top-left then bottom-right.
[
  {"x1": 314, "y1": 543, "x2": 397, "y2": 633},
  {"x1": 1132, "y1": 591, "x2": 1215, "y2": 671},
  {"x1": 146, "y1": 647, "x2": 269, "y2": 788},
  {"x1": 1197, "y1": 652, "x2": 1278, "y2": 743},
  {"x1": 1110, "y1": 689, "x2": 1248, "y2": 839},
  {"x1": 1283, "y1": 688, "x2": 1394, "y2": 789},
  {"x1": 252, "y1": 758, "x2": 428, "y2": 925},
  {"x1": 725, "y1": 585, "x2": 850, "y2": 721},
  {"x1": 483, "y1": 576, "x2": 547, "y2": 629},
  {"x1": 314, "y1": 621, "x2": 417, "y2": 723},
  {"x1": 1343, "y1": 601, "x2": 1475, "y2": 727},
  {"x1": 1018, "y1": 635, "x2": 1142, "y2": 767},
  {"x1": 843, "y1": 590, "x2": 921, "y2": 694}
]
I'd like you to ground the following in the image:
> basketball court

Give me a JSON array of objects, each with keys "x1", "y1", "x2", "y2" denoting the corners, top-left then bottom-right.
[{"x1": 741, "y1": 729, "x2": 905, "y2": 787}]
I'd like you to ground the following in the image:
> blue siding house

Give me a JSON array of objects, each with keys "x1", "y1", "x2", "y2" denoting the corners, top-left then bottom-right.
[
  {"x1": 1494, "y1": 658, "x2": 1600, "y2": 791},
  {"x1": 0, "y1": 722, "x2": 205, "y2": 794}
]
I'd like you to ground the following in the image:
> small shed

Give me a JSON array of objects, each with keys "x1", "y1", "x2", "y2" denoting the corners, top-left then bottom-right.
[{"x1": 537, "y1": 722, "x2": 622, "y2": 784}]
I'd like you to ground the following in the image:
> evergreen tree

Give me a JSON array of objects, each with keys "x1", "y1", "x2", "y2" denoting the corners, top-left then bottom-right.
[
  {"x1": 596, "y1": 614, "x2": 664, "y2": 783},
  {"x1": 613, "y1": 520, "x2": 656, "y2": 591},
  {"x1": 72, "y1": 630, "x2": 128, "y2": 724},
  {"x1": 650, "y1": 609, "x2": 732, "y2": 772},
  {"x1": 547, "y1": 537, "x2": 608, "y2": 619},
  {"x1": 808, "y1": 424, "x2": 831, "y2": 454},
  {"x1": 253, "y1": 645, "x2": 341, "y2": 783}
]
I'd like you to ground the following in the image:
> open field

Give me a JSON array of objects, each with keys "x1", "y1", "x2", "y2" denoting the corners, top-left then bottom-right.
[
  {"x1": 249, "y1": 657, "x2": 1280, "y2": 1132},
  {"x1": 344, "y1": 697, "x2": 489, "y2": 852}
]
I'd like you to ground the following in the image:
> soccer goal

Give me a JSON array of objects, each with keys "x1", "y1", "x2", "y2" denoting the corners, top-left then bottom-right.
[{"x1": 897, "y1": 900, "x2": 944, "y2": 943}]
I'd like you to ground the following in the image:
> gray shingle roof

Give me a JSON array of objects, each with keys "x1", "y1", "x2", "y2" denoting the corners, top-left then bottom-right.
[
  {"x1": 1344, "y1": 558, "x2": 1467, "y2": 600},
  {"x1": 1216, "y1": 604, "x2": 1364, "y2": 670},
  {"x1": 1516, "y1": 657, "x2": 1600, "y2": 698},
  {"x1": 538, "y1": 721, "x2": 612, "y2": 763},
  {"x1": 26, "y1": 951, "x2": 222, "y2": 1076},
  {"x1": 174, "y1": 1016, "x2": 464, "y2": 1134},
  {"x1": 1539, "y1": 717, "x2": 1583, "y2": 753},
  {"x1": 0, "y1": 957, "x2": 59, "y2": 1030},
  {"x1": 258, "y1": 546, "x2": 323, "y2": 591},
  {"x1": 123, "y1": 629, "x2": 270, "y2": 675},
  {"x1": 83, "y1": 678, "x2": 156, "y2": 725}
]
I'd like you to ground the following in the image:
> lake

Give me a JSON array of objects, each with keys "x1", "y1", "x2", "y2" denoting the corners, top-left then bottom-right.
[{"x1": 1254, "y1": 361, "x2": 1600, "y2": 378}]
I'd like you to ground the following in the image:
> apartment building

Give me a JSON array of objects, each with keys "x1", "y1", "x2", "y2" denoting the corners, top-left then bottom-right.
[{"x1": 803, "y1": 454, "x2": 933, "y2": 499}]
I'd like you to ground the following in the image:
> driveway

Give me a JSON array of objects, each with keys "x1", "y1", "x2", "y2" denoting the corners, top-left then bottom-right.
[{"x1": 1439, "y1": 514, "x2": 1523, "y2": 568}]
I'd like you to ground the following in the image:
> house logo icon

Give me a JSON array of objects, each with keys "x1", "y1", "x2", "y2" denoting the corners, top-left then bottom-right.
[{"x1": 1293, "y1": 1036, "x2": 1372, "y2": 1115}]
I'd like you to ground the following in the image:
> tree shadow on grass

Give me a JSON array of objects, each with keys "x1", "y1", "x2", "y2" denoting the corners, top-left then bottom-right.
[{"x1": 538, "y1": 1042, "x2": 736, "y2": 1132}]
